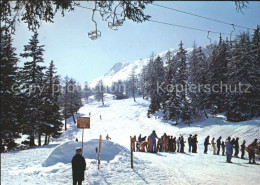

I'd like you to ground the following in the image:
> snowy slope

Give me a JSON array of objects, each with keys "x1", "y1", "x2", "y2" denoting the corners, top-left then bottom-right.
[
  {"x1": 89, "y1": 47, "x2": 197, "y2": 88},
  {"x1": 1, "y1": 96, "x2": 260, "y2": 185}
]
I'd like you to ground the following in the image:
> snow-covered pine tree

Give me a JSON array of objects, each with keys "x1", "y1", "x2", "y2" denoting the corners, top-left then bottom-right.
[
  {"x1": 95, "y1": 79, "x2": 105, "y2": 105},
  {"x1": 83, "y1": 81, "x2": 92, "y2": 102},
  {"x1": 148, "y1": 55, "x2": 165, "y2": 116},
  {"x1": 0, "y1": 29, "x2": 20, "y2": 150},
  {"x1": 59, "y1": 76, "x2": 70, "y2": 130},
  {"x1": 226, "y1": 32, "x2": 259, "y2": 121},
  {"x1": 42, "y1": 61, "x2": 63, "y2": 145},
  {"x1": 174, "y1": 41, "x2": 191, "y2": 123},
  {"x1": 208, "y1": 35, "x2": 230, "y2": 114},
  {"x1": 19, "y1": 31, "x2": 46, "y2": 146},
  {"x1": 129, "y1": 67, "x2": 137, "y2": 102},
  {"x1": 249, "y1": 26, "x2": 260, "y2": 117},
  {"x1": 163, "y1": 50, "x2": 177, "y2": 119},
  {"x1": 193, "y1": 46, "x2": 209, "y2": 118}
]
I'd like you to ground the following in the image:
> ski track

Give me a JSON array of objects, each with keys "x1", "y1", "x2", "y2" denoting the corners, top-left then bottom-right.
[{"x1": 1, "y1": 96, "x2": 260, "y2": 185}]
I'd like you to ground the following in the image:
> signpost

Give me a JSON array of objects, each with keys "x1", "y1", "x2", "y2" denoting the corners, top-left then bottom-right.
[{"x1": 77, "y1": 117, "x2": 90, "y2": 154}]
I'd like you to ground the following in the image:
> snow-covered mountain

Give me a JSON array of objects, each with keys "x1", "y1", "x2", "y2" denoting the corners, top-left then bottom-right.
[{"x1": 89, "y1": 47, "x2": 199, "y2": 87}]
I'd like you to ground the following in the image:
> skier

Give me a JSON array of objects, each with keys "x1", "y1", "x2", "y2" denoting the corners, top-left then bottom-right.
[
  {"x1": 72, "y1": 147, "x2": 86, "y2": 185},
  {"x1": 231, "y1": 138, "x2": 236, "y2": 154},
  {"x1": 188, "y1": 134, "x2": 192, "y2": 153},
  {"x1": 204, "y1": 136, "x2": 210, "y2": 154},
  {"x1": 240, "y1": 140, "x2": 246, "y2": 159},
  {"x1": 75, "y1": 138, "x2": 78, "y2": 142},
  {"x1": 148, "y1": 136, "x2": 152, "y2": 152},
  {"x1": 192, "y1": 134, "x2": 198, "y2": 153},
  {"x1": 234, "y1": 137, "x2": 239, "y2": 157},
  {"x1": 136, "y1": 134, "x2": 142, "y2": 152},
  {"x1": 221, "y1": 141, "x2": 226, "y2": 156},
  {"x1": 163, "y1": 133, "x2": 169, "y2": 152},
  {"x1": 180, "y1": 136, "x2": 186, "y2": 153},
  {"x1": 211, "y1": 137, "x2": 217, "y2": 155},
  {"x1": 150, "y1": 130, "x2": 159, "y2": 153},
  {"x1": 168, "y1": 136, "x2": 172, "y2": 152},
  {"x1": 173, "y1": 137, "x2": 177, "y2": 152},
  {"x1": 157, "y1": 137, "x2": 162, "y2": 152},
  {"x1": 226, "y1": 137, "x2": 233, "y2": 163},
  {"x1": 177, "y1": 137, "x2": 181, "y2": 152},
  {"x1": 100, "y1": 115, "x2": 102, "y2": 120},
  {"x1": 216, "y1": 136, "x2": 222, "y2": 155},
  {"x1": 105, "y1": 134, "x2": 111, "y2": 140},
  {"x1": 247, "y1": 139, "x2": 258, "y2": 164}
]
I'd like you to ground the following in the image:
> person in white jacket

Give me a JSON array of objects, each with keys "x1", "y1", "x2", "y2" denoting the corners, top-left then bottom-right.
[
  {"x1": 211, "y1": 137, "x2": 217, "y2": 155},
  {"x1": 177, "y1": 137, "x2": 181, "y2": 152}
]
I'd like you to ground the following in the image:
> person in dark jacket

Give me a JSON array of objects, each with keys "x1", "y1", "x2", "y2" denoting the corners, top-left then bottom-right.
[
  {"x1": 188, "y1": 134, "x2": 192, "y2": 153},
  {"x1": 72, "y1": 148, "x2": 86, "y2": 185},
  {"x1": 216, "y1": 136, "x2": 222, "y2": 155},
  {"x1": 221, "y1": 141, "x2": 226, "y2": 156},
  {"x1": 234, "y1": 137, "x2": 240, "y2": 157},
  {"x1": 192, "y1": 134, "x2": 198, "y2": 153},
  {"x1": 180, "y1": 136, "x2": 186, "y2": 153},
  {"x1": 240, "y1": 140, "x2": 246, "y2": 159},
  {"x1": 204, "y1": 136, "x2": 210, "y2": 154}
]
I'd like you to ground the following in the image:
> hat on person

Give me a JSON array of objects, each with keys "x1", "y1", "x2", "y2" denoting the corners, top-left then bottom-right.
[{"x1": 76, "y1": 147, "x2": 82, "y2": 151}]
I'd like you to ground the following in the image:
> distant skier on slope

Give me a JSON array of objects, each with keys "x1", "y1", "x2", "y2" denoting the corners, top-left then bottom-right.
[
  {"x1": 234, "y1": 137, "x2": 240, "y2": 157},
  {"x1": 211, "y1": 137, "x2": 217, "y2": 155},
  {"x1": 240, "y1": 140, "x2": 246, "y2": 159},
  {"x1": 72, "y1": 148, "x2": 86, "y2": 185},
  {"x1": 106, "y1": 134, "x2": 111, "y2": 140},
  {"x1": 247, "y1": 139, "x2": 258, "y2": 164},
  {"x1": 173, "y1": 137, "x2": 177, "y2": 152},
  {"x1": 226, "y1": 137, "x2": 233, "y2": 163},
  {"x1": 216, "y1": 136, "x2": 222, "y2": 155},
  {"x1": 204, "y1": 136, "x2": 210, "y2": 154}
]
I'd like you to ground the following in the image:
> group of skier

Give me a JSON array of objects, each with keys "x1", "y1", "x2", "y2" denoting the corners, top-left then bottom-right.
[
  {"x1": 134, "y1": 131, "x2": 199, "y2": 154},
  {"x1": 132, "y1": 131, "x2": 259, "y2": 164},
  {"x1": 204, "y1": 136, "x2": 258, "y2": 164}
]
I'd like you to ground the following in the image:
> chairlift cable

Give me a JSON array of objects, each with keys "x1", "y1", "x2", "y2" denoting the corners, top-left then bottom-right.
[{"x1": 152, "y1": 3, "x2": 255, "y2": 31}]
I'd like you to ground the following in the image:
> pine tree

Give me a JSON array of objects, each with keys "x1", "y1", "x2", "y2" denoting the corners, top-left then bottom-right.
[
  {"x1": 95, "y1": 80, "x2": 105, "y2": 105},
  {"x1": 189, "y1": 46, "x2": 209, "y2": 118},
  {"x1": 42, "y1": 61, "x2": 63, "y2": 145},
  {"x1": 174, "y1": 41, "x2": 191, "y2": 123},
  {"x1": 0, "y1": 29, "x2": 19, "y2": 150},
  {"x1": 226, "y1": 32, "x2": 260, "y2": 121},
  {"x1": 83, "y1": 82, "x2": 91, "y2": 102},
  {"x1": 148, "y1": 55, "x2": 164, "y2": 116},
  {"x1": 129, "y1": 68, "x2": 137, "y2": 102},
  {"x1": 19, "y1": 31, "x2": 46, "y2": 146}
]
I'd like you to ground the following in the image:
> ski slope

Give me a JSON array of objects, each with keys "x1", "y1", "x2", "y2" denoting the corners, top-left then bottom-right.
[{"x1": 1, "y1": 95, "x2": 260, "y2": 185}]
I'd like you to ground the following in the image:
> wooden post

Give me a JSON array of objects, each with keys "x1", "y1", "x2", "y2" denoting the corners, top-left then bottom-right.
[
  {"x1": 98, "y1": 135, "x2": 102, "y2": 170},
  {"x1": 82, "y1": 128, "x2": 84, "y2": 154},
  {"x1": 130, "y1": 136, "x2": 133, "y2": 169}
]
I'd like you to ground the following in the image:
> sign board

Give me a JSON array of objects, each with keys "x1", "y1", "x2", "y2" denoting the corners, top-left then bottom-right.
[{"x1": 77, "y1": 117, "x2": 90, "y2": 129}]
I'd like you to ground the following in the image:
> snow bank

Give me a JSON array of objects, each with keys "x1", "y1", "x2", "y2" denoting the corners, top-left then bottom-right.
[{"x1": 42, "y1": 139, "x2": 129, "y2": 167}]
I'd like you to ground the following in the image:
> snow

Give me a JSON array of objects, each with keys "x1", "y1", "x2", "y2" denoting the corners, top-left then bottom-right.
[
  {"x1": 42, "y1": 140, "x2": 129, "y2": 167},
  {"x1": 1, "y1": 96, "x2": 260, "y2": 185}
]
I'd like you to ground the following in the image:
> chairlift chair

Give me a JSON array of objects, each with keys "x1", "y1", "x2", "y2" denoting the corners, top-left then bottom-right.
[{"x1": 88, "y1": 30, "x2": 101, "y2": 40}]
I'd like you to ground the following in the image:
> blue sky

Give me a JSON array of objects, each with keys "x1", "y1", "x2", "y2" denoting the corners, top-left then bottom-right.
[{"x1": 13, "y1": 1, "x2": 260, "y2": 84}]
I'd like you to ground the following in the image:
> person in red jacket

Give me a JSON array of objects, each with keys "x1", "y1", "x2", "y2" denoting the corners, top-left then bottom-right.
[{"x1": 247, "y1": 139, "x2": 258, "y2": 164}]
